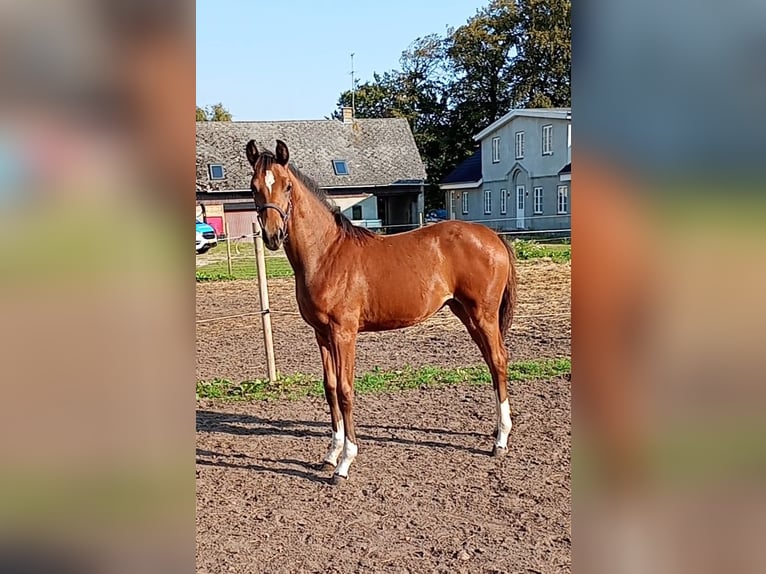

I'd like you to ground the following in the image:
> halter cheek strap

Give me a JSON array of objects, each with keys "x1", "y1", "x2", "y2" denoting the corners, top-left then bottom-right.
[{"x1": 255, "y1": 189, "x2": 293, "y2": 240}]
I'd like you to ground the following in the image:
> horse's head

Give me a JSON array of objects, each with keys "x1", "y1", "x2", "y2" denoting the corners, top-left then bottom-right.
[{"x1": 245, "y1": 139, "x2": 293, "y2": 251}]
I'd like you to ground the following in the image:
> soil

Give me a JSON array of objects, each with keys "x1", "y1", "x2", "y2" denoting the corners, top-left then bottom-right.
[
  {"x1": 196, "y1": 260, "x2": 570, "y2": 381},
  {"x1": 196, "y1": 260, "x2": 571, "y2": 573}
]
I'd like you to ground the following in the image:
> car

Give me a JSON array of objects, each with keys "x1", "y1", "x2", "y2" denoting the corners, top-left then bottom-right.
[
  {"x1": 196, "y1": 219, "x2": 218, "y2": 254},
  {"x1": 425, "y1": 208, "x2": 448, "y2": 223}
]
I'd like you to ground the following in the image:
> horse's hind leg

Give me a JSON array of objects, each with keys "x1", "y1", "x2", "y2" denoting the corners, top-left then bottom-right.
[
  {"x1": 316, "y1": 333, "x2": 344, "y2": 470},
  {"x1": 447, "y1": 299, "x2": 490, "y2": 363},
  {"x1": 451, "y1": 299, "x2": 512, "y2": 455}
]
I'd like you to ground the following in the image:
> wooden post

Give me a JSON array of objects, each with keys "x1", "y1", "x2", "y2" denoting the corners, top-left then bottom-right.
[
  {"x1": 419, "y1": 211, "x2": 424, "y2": 227},
  {"x1": 225, "y1": 222, "x2": 232, "y2": 277},
  {"x1": 252, "y1": 221, "x2": 278, "y2": 382}
]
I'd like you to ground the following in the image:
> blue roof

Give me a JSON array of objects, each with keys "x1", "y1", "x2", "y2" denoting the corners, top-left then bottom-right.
[{"x1": 441, "y1": 148, "x2": 482, "y2": 185}]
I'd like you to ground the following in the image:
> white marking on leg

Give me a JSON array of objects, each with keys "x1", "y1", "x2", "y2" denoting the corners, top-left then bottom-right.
[
  {"x1": 334, "y1": 438, "x2": 358, "y2": 478},
  {"x1": 323, "y1": 420, "x2": 344, "y2": 466},
  {"x1": 264, "y1": 170, "x2": 275, "y2": 193},
  {"x1": 495, "y1": 398, "x2": 512, "y2": 449}
]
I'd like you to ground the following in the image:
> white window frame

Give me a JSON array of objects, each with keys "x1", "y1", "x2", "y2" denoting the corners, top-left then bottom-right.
[
  {"x1": 515, "y1": 131, "x2": 525, "y2": 159},
  {"x1": 534, "y1": 187, "x2": 544, "y2": 214},
  {"x1": 542, "y1": 124, "x2": 553, "y2": 156},
  {"x1": 484, "y1": 189, "x2": 492, "y2": 214},
  {"x1": 491, "y1": 137, "x2": 501, "y2": 163},
  {"x1": 462, "y1": 191, "x2": 469, "y2": 214},
  {"x1": 500, "y1": 188, "x2": 507, "y2": 215},
  {"x1": 557, "y1": 185, "x2": 569, "y2": 214}
]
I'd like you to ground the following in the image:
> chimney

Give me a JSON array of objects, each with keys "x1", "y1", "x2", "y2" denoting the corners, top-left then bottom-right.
[{"x1": 342, "y1": 106, "x2": 353, "y2": 124}]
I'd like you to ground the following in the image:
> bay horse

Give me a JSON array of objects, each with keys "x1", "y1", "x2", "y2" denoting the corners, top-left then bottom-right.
[{"x1": 246, "y1": 140, "x2": 517, "y2": 483}]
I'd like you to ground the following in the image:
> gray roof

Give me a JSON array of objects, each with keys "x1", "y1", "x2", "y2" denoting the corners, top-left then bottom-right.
[{"x1": 196, "y1": 118, "x2": 426, "y2": 192}]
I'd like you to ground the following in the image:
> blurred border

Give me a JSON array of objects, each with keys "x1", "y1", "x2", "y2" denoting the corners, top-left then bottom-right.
[
  {"x1": 573, "y1": 1, "x2": 766, "y2": 572},
  {"x1": 0, "y1": 1, "x2": 194, "y2": 572}
]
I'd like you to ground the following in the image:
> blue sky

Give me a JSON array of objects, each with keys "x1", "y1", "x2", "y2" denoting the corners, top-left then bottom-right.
[{"x1": 196, "y1": 0, "x2": 486, "y2": 121}]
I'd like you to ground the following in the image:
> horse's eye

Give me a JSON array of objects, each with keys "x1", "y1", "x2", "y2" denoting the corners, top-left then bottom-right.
[{"x1": 286, "y1": 182, "x2": 293, "y2": 193}]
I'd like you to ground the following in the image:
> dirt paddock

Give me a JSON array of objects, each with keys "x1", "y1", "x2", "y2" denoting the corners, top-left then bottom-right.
[{"x1": 197, "y1": 261, "x2": 571, "y2": 573}]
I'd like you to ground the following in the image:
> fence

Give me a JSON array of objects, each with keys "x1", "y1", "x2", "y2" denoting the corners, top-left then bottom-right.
[{"x1": 197, "y1": 217, "x2": 570, "y2": 383}]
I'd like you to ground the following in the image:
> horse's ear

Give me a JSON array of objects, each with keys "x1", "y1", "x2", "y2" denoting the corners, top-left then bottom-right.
[
  {"x1": 245, "y1": 140, "x2": 259, "y2": 167},
  {"x1": 275, "y1": 139, "x2": 289, "y2": 166}
]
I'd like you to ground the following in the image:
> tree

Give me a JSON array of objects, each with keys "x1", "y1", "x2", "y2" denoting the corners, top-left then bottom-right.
[
  {"x1": 446, "y1": 0, "x2": 519, "y2": 130},
  {"x1": 196, "y1": 103, "x2": 233, "y2": 121},
  {"x1": 511, "y1": 0, "x2": 571, "y2": 108}
]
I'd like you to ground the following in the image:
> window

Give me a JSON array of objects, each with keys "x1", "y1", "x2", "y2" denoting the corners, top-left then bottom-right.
[
  {"x1": 332, "y1": 160, "x2": 349, "y2": 175},
  {"x1": 557, "y1": 185, "x2": 568, "y2": 214},
  {"x1": 484, "y1": 190, "x2": 492, "y2": 214},
  {"x1": 515, "y1": 131, "x2": 525, "y2": 159},
  {"x1": 208, "y1": 164, "x2": 225, "y2": 180},
  {"x1": 462, "y1": 191, "x2": 469, "y2": 214},
  {"x1": 534, "y1": 187, "x2": 544, "y2": 214},
  {"x1": 491, "y1": 136, "x2": 501, "y2": 163},
  {"x1": 500, "y1": 188, "x2": 507, "y2": 215},
  {"x1": 351, "y1": 205, "x2": 363, "y2": 220},
  {"x1": 542, "y1": 124, "x2": 553, "y2": 155}
]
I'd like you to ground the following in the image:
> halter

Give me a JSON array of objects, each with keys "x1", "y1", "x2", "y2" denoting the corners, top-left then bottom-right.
[{"x1": 255, "y1": 184, "x2": 292, "y2": 240}]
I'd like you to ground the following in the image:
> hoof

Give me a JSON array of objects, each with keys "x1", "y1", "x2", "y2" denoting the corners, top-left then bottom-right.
[
  {"x1": 491, "y1": 445, "x2": 508, "y2": 458},
  {"x1": 330, "y1": 474, "x2": 348, "y2": 486},
  {"x1": 319, "y1": 461, "x2": 336, "y2": 473}
]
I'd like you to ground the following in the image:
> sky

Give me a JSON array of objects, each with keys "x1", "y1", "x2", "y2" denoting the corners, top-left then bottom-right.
[{"x1": 196, "y1": 0, "x2": 487, "y2": 121}]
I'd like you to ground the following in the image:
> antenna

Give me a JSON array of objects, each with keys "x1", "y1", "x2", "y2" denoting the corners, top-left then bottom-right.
[{"x1": 350, "y1": 52, "x2": 356, "y2": 121}]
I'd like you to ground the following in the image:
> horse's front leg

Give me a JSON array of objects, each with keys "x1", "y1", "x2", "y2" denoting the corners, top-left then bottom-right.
[
  {"x1": 316, "y1": 333, "x2": 343, "y2": 470},
  {"x1": 331, "y1": 327, "x2": 358, "y2": 483}
]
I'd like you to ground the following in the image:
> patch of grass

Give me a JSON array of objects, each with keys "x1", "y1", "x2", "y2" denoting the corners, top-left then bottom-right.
[
  {"x1": 512, "y1": 239, "x2": 570, "y2": 263},
  {"x1": 196, "y1": 357, "x2": 570, "y2": 402},
  {"x1": 196, "y1": 250, "x2": 293, "y2": 282}
]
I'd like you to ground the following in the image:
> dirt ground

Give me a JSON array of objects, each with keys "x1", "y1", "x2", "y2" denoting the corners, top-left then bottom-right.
[
  {"x1": 196, "y1": 260, "x2": 570, "y2": 381},
  {"x1": 196, "y1": 260, "x2": 571, "y2": 573}
]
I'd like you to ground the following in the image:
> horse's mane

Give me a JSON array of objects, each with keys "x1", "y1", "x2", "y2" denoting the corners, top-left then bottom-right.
[{"x1": 256, "y1": 150, "x2": 375, "y2": 242}]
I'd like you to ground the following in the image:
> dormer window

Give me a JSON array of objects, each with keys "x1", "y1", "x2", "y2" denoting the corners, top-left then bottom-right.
[
  {"x1": 208, "y1": 164, "x2": 225, "y2": 180},
  {"x1": 332, "y1": 160, "x2": 349, "y2": 175}
]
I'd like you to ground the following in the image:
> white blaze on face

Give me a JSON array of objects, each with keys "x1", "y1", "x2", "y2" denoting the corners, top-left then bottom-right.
[{"x1": 264, "y1": 170, "x2": 275, "y2": 193}]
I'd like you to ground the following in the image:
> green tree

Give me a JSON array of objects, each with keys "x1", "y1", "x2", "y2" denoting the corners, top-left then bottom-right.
[
  {"x1": 511, "y1": 0, "x2": 571, "y2": 108},
  {"x1": 196, "y1": 103, "x2": 233, "y2": 121},
  {"x1": 446, "y1": 0, "x2": 519, "y2": 130}
]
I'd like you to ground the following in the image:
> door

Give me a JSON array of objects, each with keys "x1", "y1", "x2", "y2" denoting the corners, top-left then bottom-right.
[{"x1": 515, "y1": 185, "x2": 525, "y2": 229}]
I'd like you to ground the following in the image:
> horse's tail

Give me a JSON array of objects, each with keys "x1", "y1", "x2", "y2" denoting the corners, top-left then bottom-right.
[{"x1": 499, "y1": 237, "x2": 518, "y2": 339}]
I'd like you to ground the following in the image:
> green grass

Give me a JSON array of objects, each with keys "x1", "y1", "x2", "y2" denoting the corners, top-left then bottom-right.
[
  {"x1": 196, "y1": 242, "x2": 293, "y2": 281},
  {"x1": 512, "y1": 239, "x2": 571, "y2": 263},
  {"x1": 196, "y1": 357, "x2": 570, "y2": 401}
]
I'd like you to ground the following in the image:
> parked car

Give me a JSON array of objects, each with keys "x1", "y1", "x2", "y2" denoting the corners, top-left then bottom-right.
[
  {"x1": 425, "y1": 209, "x2": 448, "y2": 223},
  {"x1": 196, "y1": 219, "x2": 218, "y2": 254}
]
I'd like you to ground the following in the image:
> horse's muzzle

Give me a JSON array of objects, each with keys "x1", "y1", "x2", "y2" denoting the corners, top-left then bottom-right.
[{"x1": 263, "y1": 227, "x2": 285, "y2": 251}]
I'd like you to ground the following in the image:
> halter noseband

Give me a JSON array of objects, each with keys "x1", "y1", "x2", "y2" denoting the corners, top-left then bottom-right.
[{"x1": 255, "y1": 183, "x2": 292, "y2": 240}]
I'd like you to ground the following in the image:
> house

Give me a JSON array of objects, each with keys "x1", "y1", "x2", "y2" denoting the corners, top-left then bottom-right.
[
  {"x1": 440, "y1": 108, "x2": 571, "y2": 233},
  {"x1": 440, "y1": 147, "x2": 482, "y2": 220},
  {"x1": 196, "y1": 110, "x2": 427, "y2": 237}
]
